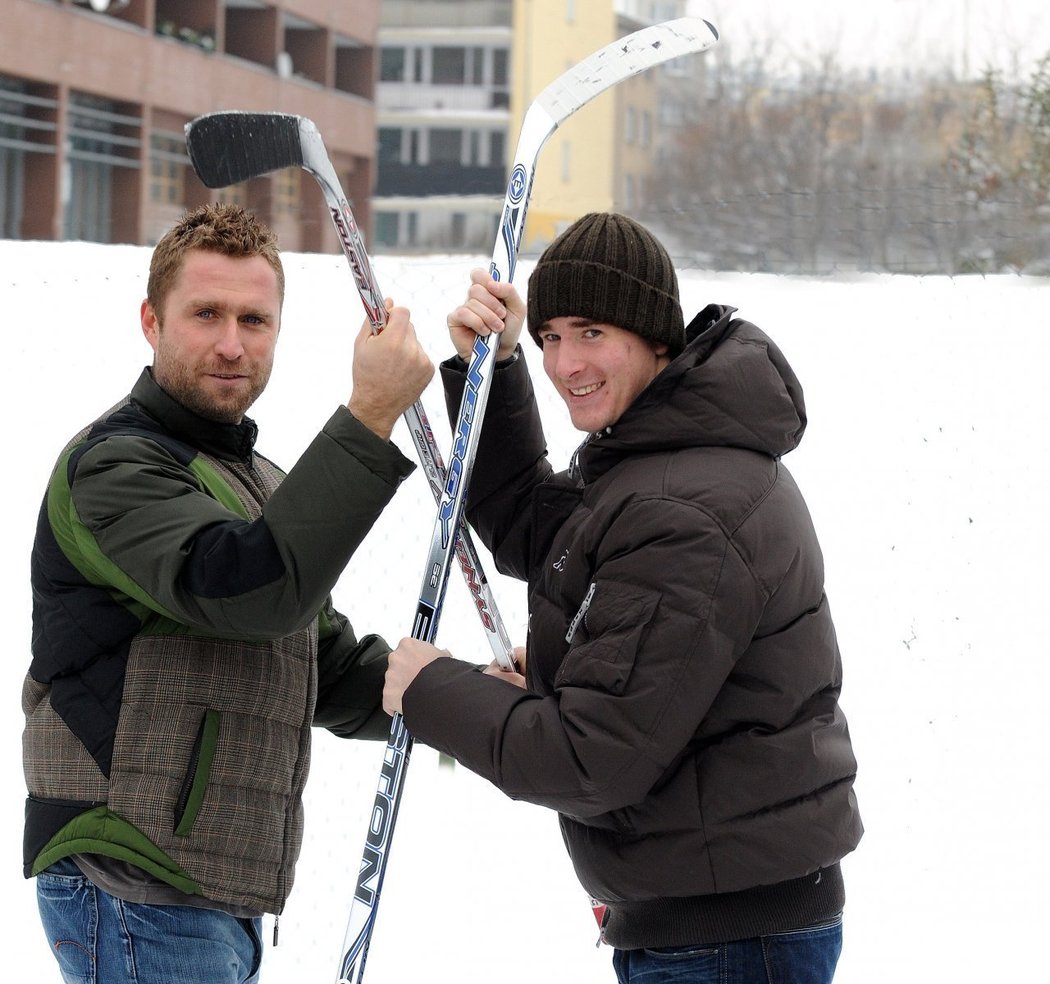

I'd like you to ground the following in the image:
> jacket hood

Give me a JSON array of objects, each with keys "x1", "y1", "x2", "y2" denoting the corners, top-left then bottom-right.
[{"x1": 577, "y1": 304, "x2": 807, "y2": 482}]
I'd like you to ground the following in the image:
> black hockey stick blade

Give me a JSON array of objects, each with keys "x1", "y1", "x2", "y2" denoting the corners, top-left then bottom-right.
[{"x1": 185, "y1": 112, "x2": 305, "y2": 188}]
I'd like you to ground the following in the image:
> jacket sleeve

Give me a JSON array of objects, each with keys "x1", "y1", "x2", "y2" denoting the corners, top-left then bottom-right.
[
  {"x1": 440, "y1": 350, "x2": 552, "y2": 580},
  {"x1": 402, "y1": 496, "x2": 767, "y2": 818},
  {"x1": 313, "y1": 598, "x2": 393, "y2": 740},
  {"x1": 61, "y1": 406, "x2": 415, "y2": 639}
]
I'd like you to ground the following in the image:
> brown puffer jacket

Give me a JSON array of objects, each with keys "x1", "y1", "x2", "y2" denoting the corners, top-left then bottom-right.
[{"x1": 409, "y1": 304, "x2": 862, "y2": 948}]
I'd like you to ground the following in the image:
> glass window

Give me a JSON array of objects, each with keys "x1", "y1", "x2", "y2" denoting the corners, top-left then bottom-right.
[
  {"x1": 375, "y1": 212, "x2": 399, "y2": 248},
  {"x1": 490, "y1": 131, "x2": 505, "y2": 168},
  {"x1": 65, "y1": 93, "x2": 141, "y2": 243},
  {"x1": 380, "y1": 47, "x2": 406, "y2": 82},
  {"x1": 273, "y1": 166, "x2": 300, "y2": 214},
  {"x1": 432, "y1": 47, "x2": 466, "y2": 85},
  {"x1": 429, "y1": 129, "x2": 462, "y2": 164},
  {"x1": 149, "y1": 132, "x2": 183, "y2": 205},
  {"x1": 378, "y1": 128, "x2": 402, "y2": 164},
  {"x1": 492, "y1": 49, "x2": 508, "y2": 86}
]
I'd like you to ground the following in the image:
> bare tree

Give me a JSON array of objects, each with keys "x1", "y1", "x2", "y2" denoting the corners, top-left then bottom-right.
[{"x1": 647, "y1": 47, "x2": 1050, "y2": 275}]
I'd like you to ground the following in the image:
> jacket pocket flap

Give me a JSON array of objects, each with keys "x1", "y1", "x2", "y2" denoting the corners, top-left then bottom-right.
[{"x1": 554, "y1": 581, "x2": 659, "y2": 695}]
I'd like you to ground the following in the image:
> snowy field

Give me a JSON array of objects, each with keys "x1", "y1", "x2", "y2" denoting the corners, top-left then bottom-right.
[{"x1": 2, "y1": 240, "x2": 1047, "y2": 982}]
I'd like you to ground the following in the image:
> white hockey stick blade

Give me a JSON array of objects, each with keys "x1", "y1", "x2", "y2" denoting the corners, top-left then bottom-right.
[{"x1": 493, "y1": 15, "x2": 718, "y2": 283}]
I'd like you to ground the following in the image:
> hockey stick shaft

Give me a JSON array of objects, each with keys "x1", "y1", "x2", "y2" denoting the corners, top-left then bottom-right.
[
  {"x1": 305, "y1": 154, "x2": 515, "y2": 667},
  {"x1": 336, "y1": 16, "x2": 719, "y2": 983},
  {"x1": 184, "y1": 112, "x2": 515, "y2": 669}
]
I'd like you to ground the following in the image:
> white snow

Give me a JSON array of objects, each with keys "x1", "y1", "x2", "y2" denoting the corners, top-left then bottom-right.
[{"x1": 2, "y1": 240, "x2": 1047, "y2": 982}]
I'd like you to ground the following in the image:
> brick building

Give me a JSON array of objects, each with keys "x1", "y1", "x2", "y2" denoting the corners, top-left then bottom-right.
[{"x1": 0, "y1": 0, "x2": 379, "y2": 249}]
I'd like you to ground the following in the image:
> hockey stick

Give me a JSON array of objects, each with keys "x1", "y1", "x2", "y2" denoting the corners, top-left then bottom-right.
[
  {"x1": 184, "y1": 111, "x2": 515, "y2": 670},
  {"x1": 335, "y1": 16, "x2": 720, "y2": 983}
]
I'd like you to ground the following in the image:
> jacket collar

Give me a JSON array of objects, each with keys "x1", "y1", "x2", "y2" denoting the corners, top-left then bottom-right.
[
  {"x1": 574, "y1": 304, "x2": 807, "y2": 484},
  {"x1": 130, "y1": 368, "x2": 259, "y2": 463}
]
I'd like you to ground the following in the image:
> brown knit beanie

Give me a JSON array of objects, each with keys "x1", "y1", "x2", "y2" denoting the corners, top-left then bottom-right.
[{"x1": 527, "y1": 212, "x2": 685, "y2": 355}]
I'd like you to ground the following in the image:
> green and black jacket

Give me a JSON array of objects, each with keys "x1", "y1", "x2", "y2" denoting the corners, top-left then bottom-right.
[{"x1": 24, "y1": 368, "x2": 414, "y2": 913}]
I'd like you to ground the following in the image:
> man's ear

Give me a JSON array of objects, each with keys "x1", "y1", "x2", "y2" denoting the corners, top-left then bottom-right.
[{"x1": 141, "y1": 299, "x2": 160, "y2": 353}]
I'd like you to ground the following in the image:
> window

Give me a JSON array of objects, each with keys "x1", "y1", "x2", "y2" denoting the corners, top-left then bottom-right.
[
  {"x1": 149, "y1": 132, "x2": 183, "y2": 205},
  {"x1": 66, "y1": 154, "x2": 112, "y2": 242},
  {"x1": 490, "y1": 131, "x2": 505, "y2": 168},
  {"x1": 375, "y1": 211, "x2": 399, "y2": 248},
  {"x1": 451, "y1": 212, "x2": 466, "y2": 247},
  {"x1": 221, "y1": 183, "x2": 248, "y2": 207},
  {"x1": 378, "y1": 128, "x2": 402, "y2": 164},
  {"x1": 432, "y1": 47, "x2": 466, "y2": 85},
  {"x1": 380, "y1": 47, "x2": 406, "y2": 82},
  {"x1": 274, "y1": 166, "x2": 300, "y2": 214},
  {"x1": 0, "y1": 78, "x2": 30, "y2": 238},
  {"x1": 65, "y1": 93, "x2": 141, "y2": 242},
  {"x1": 0, "y1": 143, "x2": 24, "y2": 238},
  {"x1": 625, "y1": 107, "x2": 637, "y2": 145},
  {"x1": 429, "y1": 129, "x2": 462, "y2": 164},
  {"x1": 492, "y1": 49, "x2": 508, "y2": 87}
]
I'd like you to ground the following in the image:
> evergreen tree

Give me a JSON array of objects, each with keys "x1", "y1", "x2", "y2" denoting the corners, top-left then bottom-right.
[{"x1": 1022, "y1": 51, "x2": 1050, "y2": 201}]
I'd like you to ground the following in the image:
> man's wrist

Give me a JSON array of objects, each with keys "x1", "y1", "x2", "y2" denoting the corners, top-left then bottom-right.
[
  {"x1": 346, "y1": 397, "x2": 394, "y2": 441},
  {"x1": 451, "y1": 344, "x2": 519, "y2": 367},
  {"x1": 496, "y1": 347, "x2": 519, "y2": 365}
]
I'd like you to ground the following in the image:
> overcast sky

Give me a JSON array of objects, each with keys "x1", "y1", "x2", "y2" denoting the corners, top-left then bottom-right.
[{"x1": 689, "y1": 0, "x2": 1050, "y2": 78}]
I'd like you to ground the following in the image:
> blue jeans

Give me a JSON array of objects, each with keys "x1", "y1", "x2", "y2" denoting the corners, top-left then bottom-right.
[
  {"x1": 36, "y1": 859, "x2": 262, "y2": 984},
  {"x1": 612, "y1": 914, "x2": 843, "y2": 984}
]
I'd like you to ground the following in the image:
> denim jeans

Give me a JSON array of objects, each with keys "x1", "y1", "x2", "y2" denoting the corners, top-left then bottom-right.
[
  {"x1": 612, "y1": 914, "x2": 843, "y2": 984},
  {"x1": 36, "y1": 859, "x2": 262, "y2": 984}
]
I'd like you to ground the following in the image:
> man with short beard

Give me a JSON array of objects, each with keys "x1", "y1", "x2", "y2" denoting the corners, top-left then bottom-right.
[{"x1": 23, "y1": 203, "x2": 434, "y2": 983}]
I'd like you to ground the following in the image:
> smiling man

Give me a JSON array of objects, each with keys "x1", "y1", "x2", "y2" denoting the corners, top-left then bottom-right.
[
  {"x1": 384, "y1": 213, "x2": 863, "y2": 984},
  {"x1": 23, "y1": 203, "x2": 433, "y2": 983}
]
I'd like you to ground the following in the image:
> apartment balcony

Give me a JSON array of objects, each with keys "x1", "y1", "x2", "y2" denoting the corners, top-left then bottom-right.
[
  {"x1": 381, "y1": 0, "x2": 511, "y2": 30},
  {"x1": 375, "y1": 162, "x2": 505, "y2": 197},
  {"x1": 377, "y1": 81, "x2": 509, "y2": 114}
]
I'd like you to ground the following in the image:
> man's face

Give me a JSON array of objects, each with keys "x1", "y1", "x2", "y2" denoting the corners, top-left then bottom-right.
[
  {"x1": 141, "y1": 250, "x2": 281, "y2": 424},
  {"x1": 539, "y1": 317, "x2": 670, "y2": 433}
]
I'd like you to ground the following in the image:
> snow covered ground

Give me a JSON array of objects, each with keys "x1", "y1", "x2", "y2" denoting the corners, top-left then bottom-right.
[{"x1": 2, "y1": 240, "x2": 1047, "y2": 982}]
